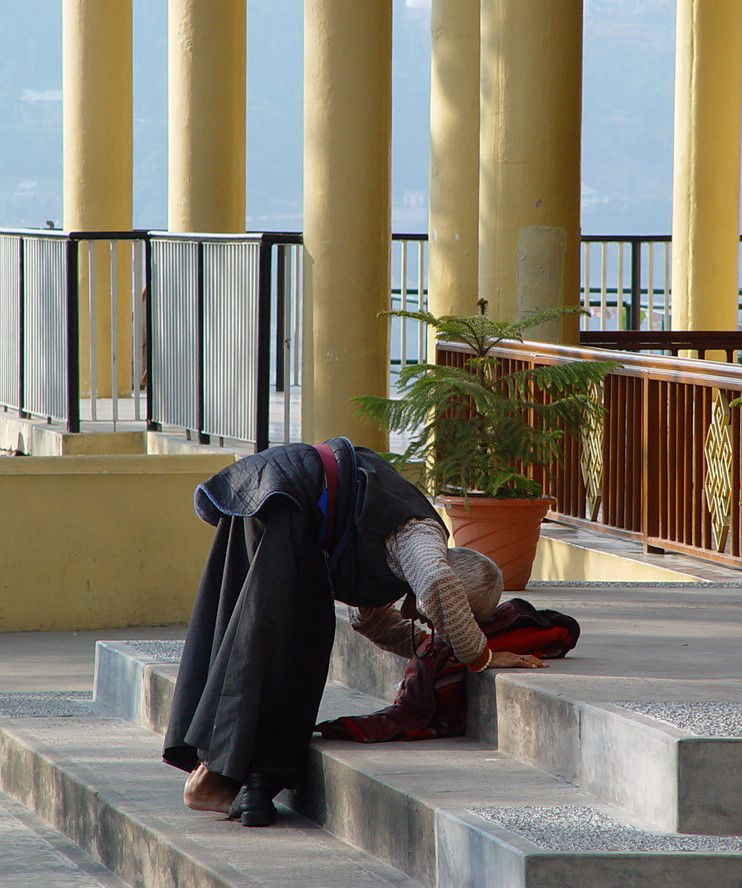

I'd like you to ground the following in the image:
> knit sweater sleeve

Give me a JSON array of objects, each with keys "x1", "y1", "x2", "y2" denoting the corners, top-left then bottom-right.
[{"x1": 387, "y1": 519, "x2": 488, "y2": 666}]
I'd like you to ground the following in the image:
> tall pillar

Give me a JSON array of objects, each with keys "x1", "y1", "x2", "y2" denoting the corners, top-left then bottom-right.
[
  {"x1": 671, "y1": 0, "x2": 742, "y2": 333},
  {"x1": 168, "y1": 0, "x2": 246, "y2": 232},
  {"x1": 479, "y1": 0, "x2": 582, "y2": 343},
  {"x1": 428, "y1": 0, "x2": 480, "y2": 326},
  {"x1": 302, "y1": 1, "x2": 392, "y2": 449},
  {"x1": 63, "y1": 0, "x2": 133, "y2": 397}
]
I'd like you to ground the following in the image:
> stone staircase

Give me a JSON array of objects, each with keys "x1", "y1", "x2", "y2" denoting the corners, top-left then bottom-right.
[{"x1": 1, "y1": 586, "x2": 741, "y2": 887}]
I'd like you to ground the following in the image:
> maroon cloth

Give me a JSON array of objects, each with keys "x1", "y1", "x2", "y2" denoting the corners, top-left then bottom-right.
[{"x1": 316, "y1": 598, "x2": 579, "y2": 743}]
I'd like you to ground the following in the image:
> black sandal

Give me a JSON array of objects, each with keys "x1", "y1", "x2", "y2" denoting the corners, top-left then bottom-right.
[{"x1": 233, "y1": 773, "x2": 283, "y2": 827}]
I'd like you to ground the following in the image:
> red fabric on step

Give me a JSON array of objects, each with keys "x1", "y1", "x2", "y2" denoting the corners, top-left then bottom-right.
[{"x1": 316, "y1": 598, "x2": 580, "y2": 743}]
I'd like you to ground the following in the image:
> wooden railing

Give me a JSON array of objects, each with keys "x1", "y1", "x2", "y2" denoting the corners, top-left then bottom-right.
[
  {"x1": 437, "y1": 340, "x2": 742, "y2": 570},
  {"x1": 580, "y1": 330, "x2": 742, "y2": 362}
]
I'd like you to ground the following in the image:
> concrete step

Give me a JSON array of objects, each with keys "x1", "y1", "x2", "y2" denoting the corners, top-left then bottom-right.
[
  {"x1": 0, "y1": 786, "x2": 128, "y2": 887},
  {"x1": 328, "y1": 596, "x2": 742, "y2": 834},
  {"x1": 91, "y1": 639, "x2": 742, "y2": 887},
  {"x1": 94, "y1": 602, "x2": 742, "y2": 837},
  {"x1": 436, "y1": 806, "x2": 742, "y2": 888},
  {"x1": 495, "y1": 673, "x2": 742, "y2": 834},
  {"x1": 0, "y1": 699, "x2": 422, "y2": 888},
  {"x1": 91, "y1": 619, "x2": 491, "y2": 743},
  {"x1": 297, "y1": 738, "x2": 742, "y2": 888}
]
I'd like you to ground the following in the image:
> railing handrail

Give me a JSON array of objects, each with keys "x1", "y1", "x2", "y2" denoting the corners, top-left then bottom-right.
[
  {"x1": 0, "y1": 228, "x2": 304, "y2": 243},
  {"x1": 582, "y1": 233, "x2": 742, "y2": 242},
  {"x1": 0, "y1": 227, "x2": 69, "y2": 238},
  {"x1": 148, "y1": 230, "x2": 302, "y2": 245},
  {"x1": 580, "y1": 329, "x2": 742, "y2": 355},
  {"x1": 580, "y1": 234, "x2": 673, "y2": 243},
  {"x1": 0, "y1": 227, "x2": 149, "y2": 240},
  {"x1": 437, "y1": 337, "x2": 742, "y2": 570},
  {"x1": 440, "y1": 337, "x2": 742, "y2": 387},
  {"x1": 9, "y1": 228, "x2": 742, "y2": 244}
]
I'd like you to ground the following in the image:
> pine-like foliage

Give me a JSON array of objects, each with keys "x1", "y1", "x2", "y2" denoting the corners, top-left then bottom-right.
[{"x1": 355, "y1": 308, "x2": 619, "y2": 498}]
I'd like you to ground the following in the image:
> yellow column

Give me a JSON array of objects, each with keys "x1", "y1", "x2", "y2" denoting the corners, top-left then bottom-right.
[
  {"x1": 479, "y1": 0, "x2": 582, "y2": 343},
  {"x1": 168, "y1": 0, "x2": 246, "y2": 232},
  {"x1": 671, "y1": 0, "x2": 742, "y2": 333},
  {"x1": 63, "y1": 0, "x2": 132, "y2": 397},
  {"x1": 303, "y1": 1, "x2": 391, "y2": 449},
  {"x1": 428, "y1": 0, "x2": 480, "y2": 326}
]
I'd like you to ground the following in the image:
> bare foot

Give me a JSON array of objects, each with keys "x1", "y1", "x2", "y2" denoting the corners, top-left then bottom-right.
[{"x1": 183, "y1": 762, "x2": 239, "y2": 814}]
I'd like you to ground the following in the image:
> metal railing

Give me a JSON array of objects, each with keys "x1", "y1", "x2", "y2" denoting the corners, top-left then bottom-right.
[
  {"x1": 0, "y1": 228, "x2": 291, "y2": 448},
  {"x1": 581, "y1": 235, "x2": 672, "y2": 332},
  {"x1": 148, "y1": 231, "x2": 309, "y2": 451},
  {"x1": 269, "y1": 238, "x2": 304, "y2": 445},
  {"x1": 390, "y1": 234, "x2": 428, "y2": 377},
  {"x1": 579, "y1": 330, "x2": 742, "y2": 362},
  {"x1": 0, "y1": 229, "x2": 153, "y2": 433},
  {"x1": 79, "y1": 232, "x2": 148, "y2": 426},
  {"x1": 0, "y1": 229, "x2": 81, "y2": 430},
  {"x1": 4, "y1": 226, "x2": 742, "y2": 452},
  {"x1": 438, "y1": 339, "x2": 742, "y2": 570},
  {"x1": 0, "y1": 228, "x2": 431, "y2": 447},
  {"x1": 581, "y1": 234, "x2": 742, "y2": 332}
]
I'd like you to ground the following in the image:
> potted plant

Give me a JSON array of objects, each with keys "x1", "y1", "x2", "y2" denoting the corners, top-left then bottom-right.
[{"x1": 355, "y1": 307, "x2": 617, "y2": 589}]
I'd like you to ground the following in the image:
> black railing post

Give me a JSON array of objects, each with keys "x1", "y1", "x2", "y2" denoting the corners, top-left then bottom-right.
[
  {"x1": 275, "y1": 244, "x2": 286, "y2": 393},
  {"x1": 256, "y1": 237, "x2": 272, "y2": 452},
  {"x1": 65, "y1": 237, "x2": 80, "y2": 433},
  {"x1": 196, "y1": 240, "x2": 210, "y2": 444},
  {"x1": 630, "y1": 240, "x2": 642, "y2": 330},
  {"x1": 18, "y1": 237, "x2": 24, "y2": 416},
  {"x1": 144, "y1": 234, "x2": 159, "y2": 430}
]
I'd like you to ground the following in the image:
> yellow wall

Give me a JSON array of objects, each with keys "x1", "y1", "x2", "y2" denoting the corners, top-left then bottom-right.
[
  {"x1": 532, "y1": 535, "x2": 699, "y2": 584},
  {"x1": 0, "y1": 453, "x2": 234, "y2": 631}
]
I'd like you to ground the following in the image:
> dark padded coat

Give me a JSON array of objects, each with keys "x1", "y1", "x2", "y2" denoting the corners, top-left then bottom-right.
[{"x1": 163, "y1": 437, "x2": 445, "y2": 787}]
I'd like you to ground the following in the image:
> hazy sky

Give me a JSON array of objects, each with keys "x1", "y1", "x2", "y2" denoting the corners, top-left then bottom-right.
[{"x1": 0, "y1": 0, "x2": 677, "y2": 235}]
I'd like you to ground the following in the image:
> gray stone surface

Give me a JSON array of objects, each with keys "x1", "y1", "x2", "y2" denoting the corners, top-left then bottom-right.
[
  {"x1": 98, "y1": 586, "x2": 742, "y2": 839},
  {"x1": 93, "y1": 642, "x2": 145, "y2": 724},
  {"x1": 527, "y1": 580, "x2": 742, "y2": 588},
  {"x1": 470, "y1": 805, "x2": 742, "y2": 853},
  {"x1": 3, "y1": 581, "x2": 742, "y2": 887},
  {"x1": 329, "y1": 603, "x2": 408, "y2": 702},
  {"x1": 0, "y1": 625, "x2": 186, "y2": 693},
  {"x1": 617, "y1": 701, "x2": 742, "y2": 737},
  {"x1": 536, "y1": 520, "x2": 742, "y2": 583},
  {"x1": 495, "y1": 680, "x2": 579, "y2": 781},
  {"x1": 464, "y1": 667, "x2": 499, "y2": 746},
  {"x1": 0, "y1": 790, "x2": 127, "y2": 887},
  {"x1": 0, "y1": 691, "x2": 94, "y2": 718},
  {"x1": 578, "y1": 700, "x2": 681, "y2": 831},
  {"x1": 677, "y1": 738, "x2": 742, "y2": 834},
  {"x1": 0, "y1": 716, "x2": 422, "y2": 888},
  {"x1": 125, "y1": 639, "x2": 184, "y2": 663},
  {"x1": 437, "y1": 809, "x2": 742, "y2": 888},
  {"x1": 494, "y1": 678, "x2": 742, "y2": 834}
]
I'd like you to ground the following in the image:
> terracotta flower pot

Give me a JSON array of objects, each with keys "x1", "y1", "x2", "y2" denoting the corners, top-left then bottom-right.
[{"x1": 435, "y1": 494, "x2": 556, "y2": 591}]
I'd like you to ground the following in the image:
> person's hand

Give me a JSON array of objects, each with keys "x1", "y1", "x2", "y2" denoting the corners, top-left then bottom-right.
[{"x1": 487, "y1": 651, "x2": 548, "y2": 669}]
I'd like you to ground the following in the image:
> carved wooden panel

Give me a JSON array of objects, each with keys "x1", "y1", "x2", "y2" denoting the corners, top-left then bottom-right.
[
  {"x1": 704, "y1": 388, "x2": 732, "y2": 552},
  {"x1": 580, "y1": 382, "x2": 604, "y2": 522}
]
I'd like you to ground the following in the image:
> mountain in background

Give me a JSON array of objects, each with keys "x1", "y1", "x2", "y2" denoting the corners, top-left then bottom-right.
[{"x1": 0, "y1": 0, "x2": 675, "y2": 236}]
